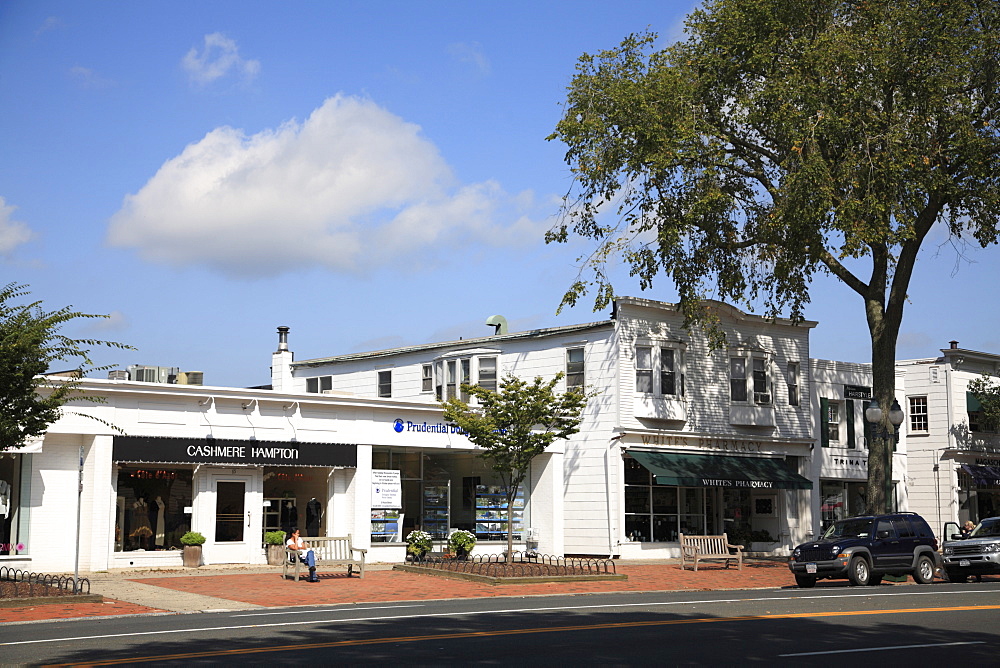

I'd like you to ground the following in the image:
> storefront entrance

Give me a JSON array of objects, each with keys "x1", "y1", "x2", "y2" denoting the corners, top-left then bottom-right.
[{"x1": 205, "y1": 470, "x2": 262, "y2": 564}]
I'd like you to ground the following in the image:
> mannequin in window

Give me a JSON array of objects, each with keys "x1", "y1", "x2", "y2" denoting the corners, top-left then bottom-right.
[
  {"x1": 130, "y1": 498, "x2": 153, "y2": 549},
  {"x1": 306, "y1": 497, "x2": 323, "y2": 537},
  {"x1": 154, "y1": 496, "x2": 166, "y2": 547}
]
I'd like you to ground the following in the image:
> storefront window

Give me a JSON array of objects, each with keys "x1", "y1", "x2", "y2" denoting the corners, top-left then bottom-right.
[
  {"x1": 0, "y1": 454, "x2": 28, "y2": 556},
  {"x1": 115, "y1": 465, "x2": 193, "y2": 552},
  {"x1": 820, "y1": 480, "x2": 868, "y2": 531},
  {"x1": 624, "y1": 456, "x2": 708, "y2": 542},
  {"x1": 371, "y1": 448, "x2": 529, "y2": 542}
]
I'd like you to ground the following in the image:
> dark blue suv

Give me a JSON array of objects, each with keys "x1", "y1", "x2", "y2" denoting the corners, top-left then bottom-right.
[{"x1": 788, "y1": 512, "x2": 942, "y2": 587}]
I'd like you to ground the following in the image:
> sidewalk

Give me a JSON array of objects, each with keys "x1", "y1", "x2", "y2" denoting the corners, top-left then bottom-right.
[{"x1": 0, "y1": 558, "x2": 952, "y2": 625}]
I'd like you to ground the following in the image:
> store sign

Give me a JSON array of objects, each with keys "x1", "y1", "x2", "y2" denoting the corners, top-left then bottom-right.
[
  {"x1": 112, "y1": 436, "x2": 356, "y2": 467},
  {"x1": 392, "y1": 418, "x2": 468, "y2": 435},
  {"x1": 638, "y1": 433, "x2": 765, "y2": 453},
  {"x1": 844, "y1": 385, "x2": 872, "y2": 399},
  {"x1": 371, "y1": 469, "x2": 402, "y2": 509}
]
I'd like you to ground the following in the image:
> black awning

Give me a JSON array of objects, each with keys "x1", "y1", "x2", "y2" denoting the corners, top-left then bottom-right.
[
  {"x1": 113, "y1": 435, "x2": 356, "y2": 468},
  {"x1": 961, "y1": 463, "x2": 1000, "y2": 487},
  {"x1": 629, "y1": 451, "x2": 813, "y2": 490}
]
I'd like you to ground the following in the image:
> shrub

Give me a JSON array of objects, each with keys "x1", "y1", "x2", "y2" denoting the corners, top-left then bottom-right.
[
  {"x1": 180, "y1": 531, "x2": 206, "y2": 546},
  {"x1": 448, "y1": 529, "x2": 476, "y2": 554},
  {"x1": 264, "y1": 530, "x2": 286, "y2": 545}
]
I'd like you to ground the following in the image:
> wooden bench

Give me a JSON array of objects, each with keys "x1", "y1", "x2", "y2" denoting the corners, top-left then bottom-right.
[
  {"x1": 283, "y1": 535, "x2": 367, "y2": 581},
  {"x1": 679, "y1": 533, "x2": 744, "y2": 571}
]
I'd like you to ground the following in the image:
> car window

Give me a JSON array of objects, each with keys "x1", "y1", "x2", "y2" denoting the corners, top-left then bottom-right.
[
  {"x1": 912, "y1": 518, "x2": 933, "y2": 537},
  {"x1": 976, "y1": 519, "x2": 1000, "y2": 537},
  {"x1": 823, "y1": 518, "x2": 871, "y2": 539},
  {"x1": 893, "y1": 518, "x2": 915, "y2": 538},
  {"x1": 875, "y1": 519, "x2": 896, "y2": 538}
]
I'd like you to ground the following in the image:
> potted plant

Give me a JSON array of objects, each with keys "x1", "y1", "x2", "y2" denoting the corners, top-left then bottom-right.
[
  {"x1": 448, "y1": 529, "x2": 476, "y2": 560},
  {"x1": 180, "y1": 531, "x2": 206, "y2": 568},
  {"x1": 405, "y1": 530, "x2": 432, "y2": 562},
  {"x1": 264, "y1": 530, "x2": 286, "y2": 565}
]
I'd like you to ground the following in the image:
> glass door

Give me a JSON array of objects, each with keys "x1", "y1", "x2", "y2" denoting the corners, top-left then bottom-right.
[
  {"x1": 206, "y1": 471, "x2": 261, "y2": 564},
  {"x1": 216, "y1": 481, "x2": 245, "y2": 542}
]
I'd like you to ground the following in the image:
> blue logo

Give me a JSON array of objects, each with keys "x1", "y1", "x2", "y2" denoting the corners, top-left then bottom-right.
[{"x1": 393, "y1": 419, "x2": 404, "y2": 433}]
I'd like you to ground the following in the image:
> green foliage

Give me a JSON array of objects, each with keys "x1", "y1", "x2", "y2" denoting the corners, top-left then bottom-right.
[
  {"x1": 264, "y1": 530, "x2": 286, "y2": 545},
  {"x1": 549, "y1": 0, "x2": 1000, "y2": 328},
  {"x1": 968, "y1": 375, "x2": 1000, "y2": 431},
  {"x1": 550, "y1": 0, "x2": 1000, "y2": 517},
  {"x1": 442, "y1": 372, "x2": 590, "y2": 559},
  {"x1": 180, "y1": 531, "x2": 206, "y2": 546},
  {"x1": 0, "y1": 282, "x2": 133, "y2": 449},
  {"x1": 405, "y1": 530, "x2": 432, "y2": 554},
  {"x1": 448, "y1": 529, "x2": 477, "y2": 553}
]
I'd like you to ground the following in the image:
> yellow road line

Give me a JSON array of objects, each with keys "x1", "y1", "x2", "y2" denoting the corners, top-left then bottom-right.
[{"x1": 43, "y1": 605, "x2": 1000, "y2": 667}]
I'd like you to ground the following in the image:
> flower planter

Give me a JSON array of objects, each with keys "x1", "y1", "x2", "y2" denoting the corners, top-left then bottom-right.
[
  {"x1": 266, "y1": 544, "x2": 286, "y2": 566},
  {"x1": 182, "y1": 544, "x2": 202, "y2": 568}
]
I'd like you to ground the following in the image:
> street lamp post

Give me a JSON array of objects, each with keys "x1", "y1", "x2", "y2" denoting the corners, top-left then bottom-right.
[{"x1": 866, "y1": 399, "x2": 905, "y2": 513}]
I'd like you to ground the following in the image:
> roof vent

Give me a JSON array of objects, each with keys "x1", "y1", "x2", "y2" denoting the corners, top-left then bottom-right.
[
  {"x1": 950, "y1": 340, "x2": 959, "y2": 349},
  {"x1": 485, "y1": 315, "x2": 508, "y2": 336}
]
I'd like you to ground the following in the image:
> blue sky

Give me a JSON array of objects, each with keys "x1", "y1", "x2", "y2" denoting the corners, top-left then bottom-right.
[{"x1": 2, "y1": 1, "x2": 999, "y2": 388}]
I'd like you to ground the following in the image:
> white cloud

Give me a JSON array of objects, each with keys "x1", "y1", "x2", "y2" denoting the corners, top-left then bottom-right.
[
  {"x1": 447, "y1": 42, "x2": 490, "y2": 76},
  {"x1": 35, "y1": 16, "x2": 65, "y2": 38},
  {"x1": 69, "y1": 65, "x2": 114, "y2": 89},
  {"x1": 0, "y1": 197, "x2": 33, "y2": 254},
  {"x1": 85, "y1": 310, "x2": 129, "y2": 332},
  {"x1": 182, "y1": 33, "x2": 260, "y2": 86},
  {"x1": 107, "y1": 95, "x2": 546, "y2": 277}
]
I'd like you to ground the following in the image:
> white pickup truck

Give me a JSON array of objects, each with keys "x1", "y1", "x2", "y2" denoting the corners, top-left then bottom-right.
[{"x1": 941, "y1": 517, "x2": 1000, "y2": 583}]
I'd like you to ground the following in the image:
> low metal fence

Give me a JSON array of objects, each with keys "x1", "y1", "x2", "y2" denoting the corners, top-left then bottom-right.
[
  {"x1": 0, "y1": 566, "x2": 90, "y2": 598},
  {"x1": 413, "y1": 552, "x2": 616, "y2": 578}
]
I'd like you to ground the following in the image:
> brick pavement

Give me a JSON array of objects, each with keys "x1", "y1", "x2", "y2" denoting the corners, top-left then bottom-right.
[{"x1": 2, "y1": 560, "x2": 978, "y2": 625}]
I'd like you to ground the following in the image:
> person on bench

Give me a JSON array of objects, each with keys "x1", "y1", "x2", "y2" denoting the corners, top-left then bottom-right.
[{"x1": 287, "y1": 528, "x2": 319, "y2": 582}]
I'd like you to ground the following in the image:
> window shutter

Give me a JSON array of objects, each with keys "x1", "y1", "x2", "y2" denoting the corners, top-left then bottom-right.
[
  {"x1": 846, "y1": 399, "x2": 856, "y2": 449},
  {"x1": 820, "y1": 398, "x2": 830, "y2": 448}
]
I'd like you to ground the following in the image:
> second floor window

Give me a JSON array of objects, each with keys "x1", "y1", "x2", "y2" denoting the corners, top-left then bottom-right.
[
  {"x1": 306, "y1": 376, "x2": 332, "y2": 393},
  {"x1": 730, "y1": 352, "x2": 772, "y2": 405},
  {"x1": 787, "y1": 362, "x2": 800, "y2": 406},
  {"x1": 434, "y1": 355, "x2": 497, "y2": 400},
  {"x1": 909, "y1": 396, "x2": 928, "y2": 432},
  {"x1": 636, "y1": 344, "x2": 683, "y2": 397},
  {"x1": 566, "y1": 347, "x2": 585, "y2": 392},
  {"x1": 730, "y1": 357, "x2": 748, "y2": 402},
  {"x1": 377, "y1": 370, "x2": 392, "y2": 398}
]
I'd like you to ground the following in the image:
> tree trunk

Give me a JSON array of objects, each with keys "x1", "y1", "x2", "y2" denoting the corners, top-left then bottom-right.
[
  {"x1": 506, "y1": 487, "x2": 515, "y2": 564},
  {"x1": 865, "y1": 298, "x2": 902, "y2": 516}
]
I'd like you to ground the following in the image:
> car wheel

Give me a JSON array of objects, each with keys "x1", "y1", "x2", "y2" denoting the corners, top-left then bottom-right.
[
  {"x1": 913, "y1": 555, "x2": 935, "y2": 584},
  {"x1": 946, "y1": 568, "x2": 968, "y2": 583},
  {"x1": 848, "y1": 556, "x2": 871, "y2": 586},
  {"x1": 794, "y1": 575, "x2": 817, "y2": 588}
]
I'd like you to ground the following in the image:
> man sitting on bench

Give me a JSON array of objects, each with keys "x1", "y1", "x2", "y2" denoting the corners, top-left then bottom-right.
[{"x1": 287, "y1": 528, "x2": 319, "y2": 582}]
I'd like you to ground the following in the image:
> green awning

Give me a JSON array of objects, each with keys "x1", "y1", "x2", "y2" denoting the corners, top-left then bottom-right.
[
  {"x1": 967, "y1": 391, "x2": 983, "y2": 412},
  {"x1": 629, "y1": 451, "x2": 813, "y2": 490}
]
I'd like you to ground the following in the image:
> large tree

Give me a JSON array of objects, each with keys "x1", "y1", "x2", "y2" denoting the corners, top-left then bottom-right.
[
  {"x1": 0, "y1": 282, "x2": 132, "y2": 450},
  {"x1": 441, "y1": 373, "x2": 588, "y2": 561},
  {"x1": 548, "y1": 0, "x2": 1000, "y2": 514}
]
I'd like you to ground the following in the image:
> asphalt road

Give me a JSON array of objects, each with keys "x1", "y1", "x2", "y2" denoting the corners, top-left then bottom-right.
[{"x1": 3, "y1": 583, "x2": 999, "y2": 666}]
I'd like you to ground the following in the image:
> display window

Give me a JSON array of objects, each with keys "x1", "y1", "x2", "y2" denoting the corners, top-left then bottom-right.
[
  {"x1": 624, "y1": 456, "x2": 716, "y2": 542},
  {"x1": 819, "y1": 480, "x2": 868, "y2": 531},
  {"x1": 114, "y1": 465, "x2": 193, "y2": 552},
  {"x1": 371, "y1": 447, "x2": 529, "y2": 542},
  {"x1": 262, "y1": 467, "x2": 330, "y2": 539},
  {"x1": 0, "y1": 454, "x2": 28, "y2": 556}
]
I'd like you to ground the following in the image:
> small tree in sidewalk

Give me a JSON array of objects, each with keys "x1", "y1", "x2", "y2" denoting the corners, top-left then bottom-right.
[{"x1": 441, "y1": 372, "x2": 590, "y2": 562}]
